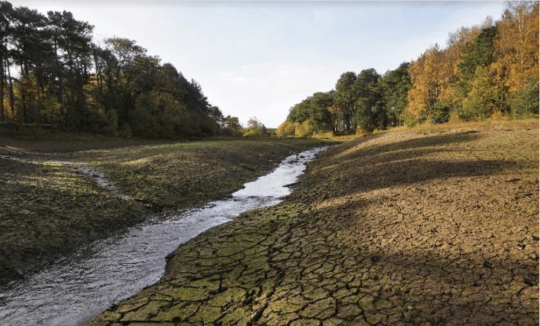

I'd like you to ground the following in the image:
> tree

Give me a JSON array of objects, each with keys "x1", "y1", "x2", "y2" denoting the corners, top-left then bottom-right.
[
  {"x1": 379, "y1": 62, "x2": 412, "y2": 126},
  {"x1": 224, "y1": 116, "x2": 242, "y2": 130},
  {"x1": 0, "y1": 1, "x2": 14, "y2": 121},
  {"x1": 208, "y1": 106, "x2": 224, "y2": 127},
  {"x1": 451, "y1": 25, "x2": 498, "y2": 113},
  {"x1": 334, "y1": 72, "x2": 357, "y2": 130},
  {"x1": 309, "y1": 92, "x2": 334, "y2": 133},
  {"x1": 354, "y1": 68, "x2": 384, "y2": 132},
  {"x1": 405, "y1": 45, "x2": 442, "y2": 125},
  {"x1": 10, "y1": 6, "x2": 50, "y2": 123},
  {"x1": 287, "y1": 96, "x2": 312, "y2": 124},
  {"x1": 244, "y1": 116, "x2": 267, "y2": 137},
  {"x1": 460, "y1": 66, "x2": 499, "y2": 120},
  {"x1": 510, "y1": 75, "x2": 539, "y2": 117},
  {"x1": 491, "y1": 1, "x2": 539, "y2": 114},
  {"x1": 46, "y1": 10, "x2": 94, "y2": 128}
]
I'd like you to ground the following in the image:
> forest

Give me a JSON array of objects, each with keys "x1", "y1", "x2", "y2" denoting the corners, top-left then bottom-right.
[
  {"x1": 277, "y1": 1, "x2": 539, "y2": 137},
  {"x1": 0, "y1": 1, "x2": 246, "y2": 138}
]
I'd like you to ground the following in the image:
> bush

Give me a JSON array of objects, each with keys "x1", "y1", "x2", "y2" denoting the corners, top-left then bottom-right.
[
  {"x1": 429, "y1": 102, "x2": 451, "y2": 124},
  {"x1": 221, "y1": 127, "x2": 243, "y2": 137},
  {"x1": 295, "y1": 120, "x2": 313, "y2": 137},
  {"x1": 242, "y1": 117, "x2": 267, "y2": 137},
  {"x1": 130, "y1": 93, "x2": 160, "y2": 138},
  {"x1": 276, "y1": 121, "x2": 296, "y2": 137},
  {"x1": 511, "y1": 77, "x2": 539, "y2": 118}
]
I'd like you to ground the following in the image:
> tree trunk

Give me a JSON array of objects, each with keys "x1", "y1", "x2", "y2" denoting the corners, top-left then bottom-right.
[
  {"x1": 6, "y1": 55, "x2": 14, "y2": 117},
  {"x1": 53, "y1": 38, "x2": 65, "y2": 114},
  {"x1": 35, "y1": 68, "x2": 42, "y2": 123},
  {"x1": 93, "y1": 49, "x2": 102, "y2": 94},
  {"x1": 0, "y1": 44, "x2": 5, "y2": 122},
  {"x1": 20, "y1": 63, "x2": 28, "y2": 123}
]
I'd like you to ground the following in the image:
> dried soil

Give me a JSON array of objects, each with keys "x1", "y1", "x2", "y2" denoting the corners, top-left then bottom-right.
[{"x1": 89, "y1": 122, "x2": 539, "y2": 325}]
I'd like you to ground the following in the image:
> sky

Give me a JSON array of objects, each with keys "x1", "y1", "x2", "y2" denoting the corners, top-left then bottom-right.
[{"x1": 17, "y1": 1, "x2": 505, "y2": 128}]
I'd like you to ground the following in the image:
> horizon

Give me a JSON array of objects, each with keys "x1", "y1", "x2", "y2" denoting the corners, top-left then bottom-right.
[{"x1": 16, "y1": 1, "x2": 505, "y2": 128}]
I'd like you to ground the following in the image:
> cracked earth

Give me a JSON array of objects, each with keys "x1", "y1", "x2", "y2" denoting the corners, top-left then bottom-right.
[{"x1": 89, "y1": 124, "x2": 539, "y2": 326}]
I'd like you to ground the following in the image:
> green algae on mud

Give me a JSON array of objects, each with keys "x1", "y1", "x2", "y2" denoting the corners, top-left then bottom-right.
[
  {"x1": 0, "y1": 138, "x2": 324, "y2": 286},
  {"x1": 81, "y1": 139, "x2": 327, "y2": 212},
  {"x1": 89, "y1": 121, "x2": 539, "y2": 326}
]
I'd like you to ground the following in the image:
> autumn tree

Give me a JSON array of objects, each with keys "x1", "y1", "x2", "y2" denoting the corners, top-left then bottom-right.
[{"x1": 492, "y1": 1, "x2": 539, "y2": 114}]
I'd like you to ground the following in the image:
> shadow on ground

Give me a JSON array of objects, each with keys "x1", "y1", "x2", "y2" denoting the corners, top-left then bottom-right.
[{"x1": 89, "y1": 128, "x2": 539, "y2": 326}]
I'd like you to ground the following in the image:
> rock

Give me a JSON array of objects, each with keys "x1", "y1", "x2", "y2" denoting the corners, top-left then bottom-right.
[{"x1": 370, "y1": 255, "x2": 380, "y2": 263}]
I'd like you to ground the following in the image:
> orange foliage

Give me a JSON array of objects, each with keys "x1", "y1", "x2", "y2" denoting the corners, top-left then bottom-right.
[{"x1": 492, "y1": 2, "x2": 539, "y2": 92}]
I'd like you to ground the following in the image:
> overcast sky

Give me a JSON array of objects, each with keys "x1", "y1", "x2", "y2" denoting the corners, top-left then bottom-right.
[{"x1": 18, "y1": 1, "x2": 505, "y2": 127}]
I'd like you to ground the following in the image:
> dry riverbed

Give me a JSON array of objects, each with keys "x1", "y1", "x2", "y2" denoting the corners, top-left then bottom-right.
[
  {"x1": 0, "y1": 137, "x2": 323, "y2": 285},
  {"x1": 90, "y1": 120, "x2": 538, "y2": 326}
]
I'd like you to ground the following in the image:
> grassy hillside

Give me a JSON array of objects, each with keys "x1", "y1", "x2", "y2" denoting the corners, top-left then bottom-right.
[
  {"x1": 90, "y1": 120, "x2": 538, "y2": 325},
  {"x1": 0, "y1": 138, "x2": 323, "y2": 285}
]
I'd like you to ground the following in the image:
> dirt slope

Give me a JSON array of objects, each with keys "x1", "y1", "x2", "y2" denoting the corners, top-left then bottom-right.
[{"x1": 89, "y1": 121, "x2": 539, "y2": 326}]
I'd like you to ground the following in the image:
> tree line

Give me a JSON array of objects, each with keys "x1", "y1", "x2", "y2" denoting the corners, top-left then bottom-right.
[
  {"x1": 278, "y1": 2, "x2": 538, "y2": 137},
  {"x1": 0, "y1": 1, "x2": 241, "y2": 138}
]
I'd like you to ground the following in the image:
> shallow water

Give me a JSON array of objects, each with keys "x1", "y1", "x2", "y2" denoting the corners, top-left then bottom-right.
[{"x1": 0, "y1": 146, "x2": 328, "y2": 326}]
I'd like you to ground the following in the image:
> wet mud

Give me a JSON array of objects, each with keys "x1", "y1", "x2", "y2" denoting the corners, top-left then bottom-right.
[
  {"x1": 0, "y1": 146, "x2": 328, "y2": 326},
  {"x1": 0, "y1": 139, "x2": 322, "y2": 286}
]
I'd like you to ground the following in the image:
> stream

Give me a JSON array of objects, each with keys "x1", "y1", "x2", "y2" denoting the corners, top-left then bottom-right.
[{"x1": 0, "y1": 145, "x2": 329, "y2": 326}]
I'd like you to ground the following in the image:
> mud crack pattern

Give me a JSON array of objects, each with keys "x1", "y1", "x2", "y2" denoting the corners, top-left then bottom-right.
[{"x1": 89, "y1": 126, "x2": 539, "y2": 326}]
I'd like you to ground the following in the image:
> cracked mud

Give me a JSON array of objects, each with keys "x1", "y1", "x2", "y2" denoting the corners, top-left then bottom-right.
[
  {"x1": 0, "y1": 138, "x2": 320, "y2": 286},
  {"x1": 89, "y1": 123, "x2": 539, "y2": 326}
]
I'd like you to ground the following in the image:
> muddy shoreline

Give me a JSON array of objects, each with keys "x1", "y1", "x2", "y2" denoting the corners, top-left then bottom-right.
[
  {"x1": 89, "y1": 122, "x2": 539, "y2": 325},
  {"x1": 0, "y1": 138, "x2": 326, "y2": 286}
]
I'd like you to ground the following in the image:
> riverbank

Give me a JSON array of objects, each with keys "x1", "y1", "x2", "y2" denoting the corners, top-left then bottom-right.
[
  {"x1": 89, "y1": 120, "x2": 539, "y2": 325},
  {"x1": 0, "y1": 137, "x2": 324, "y2": 286}
]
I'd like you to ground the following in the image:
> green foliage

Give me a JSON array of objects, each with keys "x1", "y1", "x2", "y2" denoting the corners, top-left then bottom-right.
[
  {"x1": 309, "y1": 92, "x2": 334, "y2": 133},
  {"x1": 220, "y1": 127, "x2": 243, "y2": 137},
  {"x1": 281, "y1": 64, "x2": 412, "y2": 136},
  {"x1": 224, "y1": 116, "x2": 242, "y2": 131},
  {"x1": 278, "y1": 3, "x2": 537, "y2": 134},
  {"x1": 0, "y1": 1, "x2": 233, "y2": 139},
  {"x1": 459, "y1": 67, "x2": 499, "y2": 121},
  {"x1": 354, "y1": 69, "x2": 384, "y2": 132},
  {"x1": 243, "y1": 117, "x2": 267, "y2": 137},
  {"x1": 288, "y1": 97, "x2": 312, "y2": 124},
  {"x1": 510, "y1": 76, "x2": 539, "y2": 118},
  {"x1": 334, "y1": 72, "x2": 357, "y2": 130},
  {"x1": 458, "y1": 26, "x2": 497, "y2": 82},
  {"x1": 130, "y1": 93, "x2": 160, "y2": 138},
  {"x1": 429, "y1": 102, "x2": 451, "y2": 124},
  {"x1": 379, "y1": 62, "x2": 411, "y2": 126}
]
